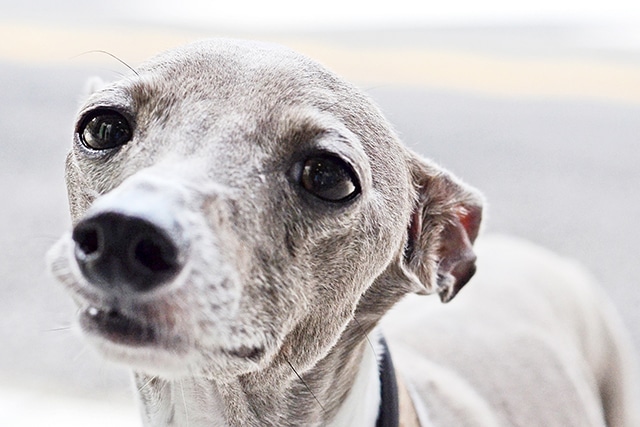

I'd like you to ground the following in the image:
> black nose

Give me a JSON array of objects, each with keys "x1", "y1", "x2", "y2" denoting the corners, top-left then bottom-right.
[{"x1": 72, "y1": 212, "x2": 181, "y2": 293}]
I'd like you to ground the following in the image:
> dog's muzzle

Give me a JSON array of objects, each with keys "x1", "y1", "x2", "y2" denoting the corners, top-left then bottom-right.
[{"x1": 71, "y1": 175, "x2": 191, "y2": 297}]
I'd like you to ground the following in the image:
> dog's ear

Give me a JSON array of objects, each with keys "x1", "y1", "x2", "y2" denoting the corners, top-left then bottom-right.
[{"x1": 403, "y1": 153, "x2": 483, "y2": 302}]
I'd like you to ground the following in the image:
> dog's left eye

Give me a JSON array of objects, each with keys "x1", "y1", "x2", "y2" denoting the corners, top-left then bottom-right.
[
  {"x1": 78, "y1": 110, "x2": 132, "y2": 150},
  {"x1": 299, "y1": 155, "x2": 360, "y2": 202}
]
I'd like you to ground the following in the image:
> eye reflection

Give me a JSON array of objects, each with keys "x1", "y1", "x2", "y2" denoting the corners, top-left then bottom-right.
[
  {"x1": 300, "y1": 155, "x2": 360, "y2": 202},
  {"x1": 79, "y1": 110, "x2": 132, "y2": 150}
]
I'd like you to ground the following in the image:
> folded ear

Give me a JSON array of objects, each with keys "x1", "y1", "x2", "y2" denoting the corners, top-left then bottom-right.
[{"x1": 403, "y1": 153, "x2": 483, "y2": 302}]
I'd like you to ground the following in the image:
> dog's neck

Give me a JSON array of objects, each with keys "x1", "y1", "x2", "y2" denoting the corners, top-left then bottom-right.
[
  {"x1": 134, "y1": 333, "x2": 387, "y2": 427},
  {"x1": 328, "y1": 334, "x2": 383, "y2": 427}
]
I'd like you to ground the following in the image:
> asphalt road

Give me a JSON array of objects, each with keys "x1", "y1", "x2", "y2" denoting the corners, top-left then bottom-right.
[{"x1": 1, "y1": 34, "x2": 639, "y2": 406}]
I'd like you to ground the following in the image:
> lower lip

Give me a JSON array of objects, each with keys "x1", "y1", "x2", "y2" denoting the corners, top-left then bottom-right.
[{"x1": 80, "y1": 306, "x2": 157, "y2": 347}]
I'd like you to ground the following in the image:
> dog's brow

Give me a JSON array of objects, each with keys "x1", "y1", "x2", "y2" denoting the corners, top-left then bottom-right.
[{"x1": 81, "y1": 91, "x2": 133, "y2": 115}]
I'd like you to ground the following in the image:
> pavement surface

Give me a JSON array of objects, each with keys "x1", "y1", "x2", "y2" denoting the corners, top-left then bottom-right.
[{"x1": 1, "y1": 18, "x2": 639, "y2": 424}]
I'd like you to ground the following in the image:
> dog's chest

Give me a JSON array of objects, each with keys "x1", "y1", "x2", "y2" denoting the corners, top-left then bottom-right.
[{"x1": 138, "y1": 378, "x2": 228, "y2": 427}]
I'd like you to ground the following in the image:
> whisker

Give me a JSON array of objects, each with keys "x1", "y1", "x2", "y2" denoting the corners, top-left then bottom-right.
[
  {"x1": 284, "y1": 356, "x2": 325, "y2": 412},
  {"x1": 179, "y1": 379, "x2": 190, "y2": 427},
  {"x1": 352, "y1": 315, "x2": 377, "y2": 357},
  {"x1": 43, "y1": 325, "x2": 72, "y2": 332},
  {"x1": 137, "y1": 375, "x2": 157, "y2": 393},
  {"x1": 159, "y1": 377, "x2": 169, "y2": 395},
  {"x1": 70, "y1": 50, "x2": 140, "y2": 77},
  {"x1": 73, "y1": 345, "x2": 89, "y2": 363},
  {"x1": 362, "y1": 83, "x2": 391, "y2": 93}
]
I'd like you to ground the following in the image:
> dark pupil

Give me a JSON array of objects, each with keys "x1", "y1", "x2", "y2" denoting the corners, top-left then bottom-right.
[
  {"x1": 301, "y1": 157, "x2": 356, "y2": 201},
  {"x1": 82, "y1": 114, "x2": 131, "y2": 149}
]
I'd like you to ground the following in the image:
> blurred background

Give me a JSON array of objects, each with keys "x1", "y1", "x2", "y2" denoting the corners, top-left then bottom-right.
[{"x1": 1, "y1": 0, "x2": 639, "y2": 424}]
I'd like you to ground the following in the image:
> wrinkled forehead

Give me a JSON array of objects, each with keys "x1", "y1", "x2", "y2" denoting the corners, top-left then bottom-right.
[{"x1": 125, "y1": 40, "x2": 353, "y2": 122}]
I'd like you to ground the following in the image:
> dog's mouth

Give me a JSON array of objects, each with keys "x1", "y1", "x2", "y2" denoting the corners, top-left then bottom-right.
[
  {"x1": 78, "y1": 303, "x2": 266, "y2": 364},
  {"x1": 79, "y1": 305, "x2": 158, "y2": 347}
]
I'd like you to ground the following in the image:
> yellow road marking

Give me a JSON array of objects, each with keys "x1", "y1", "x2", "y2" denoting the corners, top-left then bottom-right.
[{"x1": 3, "y1": 21, "x2": 640, "y2": 103}]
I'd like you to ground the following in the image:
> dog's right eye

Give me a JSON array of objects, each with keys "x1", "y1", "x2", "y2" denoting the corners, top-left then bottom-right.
[
  {"x1": 298, "y1": 155, "x2": 360, "y2": 202},
  {"x1": 78, "y1": 110, "x2": 132, "y2": 150}
]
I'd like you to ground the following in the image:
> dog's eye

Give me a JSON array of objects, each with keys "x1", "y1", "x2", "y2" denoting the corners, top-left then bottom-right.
[
  {"x1": 79, "y1": 110, "x2": 132, "y2": 150},
  {"x1": 300, "y1": 155, "x2": 360, "y2": 202}
]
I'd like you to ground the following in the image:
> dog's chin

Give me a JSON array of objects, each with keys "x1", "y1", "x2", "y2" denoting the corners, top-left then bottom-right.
[
  {"x1": 77, "y1": 305, "x2": 268, "y2": 379},
  {"x1": 86, "y1": 336, "x2": 196, "y2": 378},
  {"x1": 77, "y1": 305, "x2": 189, "y2": 376}
]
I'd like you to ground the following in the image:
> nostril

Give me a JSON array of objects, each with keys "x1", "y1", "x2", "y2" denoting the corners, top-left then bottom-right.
[
  {"x1": 72, "y1": 212, "x2": 183, "y2": 293},
  {"x1": 134, "y1": 236, "x2": 177, "y2": 273},
  {"x1": 73, "y1": 226, "x2": 101, "y2": 257}
]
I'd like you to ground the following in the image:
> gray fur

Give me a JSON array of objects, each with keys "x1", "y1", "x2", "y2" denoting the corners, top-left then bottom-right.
[{"x1": 47, "y1": 39, "x2": 638, "y2": 426}]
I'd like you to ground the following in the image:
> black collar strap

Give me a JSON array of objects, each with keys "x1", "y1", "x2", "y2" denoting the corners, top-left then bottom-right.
[{"x1": 376, "y1": 336, "x2": 399, "y2": 427}]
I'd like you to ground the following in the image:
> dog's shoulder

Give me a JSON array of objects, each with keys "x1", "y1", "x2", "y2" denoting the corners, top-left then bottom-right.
[{"x1": 382, "y1": 234, "x2": 628, "y2": 426}]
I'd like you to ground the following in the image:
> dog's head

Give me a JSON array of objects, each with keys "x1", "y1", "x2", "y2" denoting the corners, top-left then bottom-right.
[{"x1": 48, "y1": 39, "x2": 482, "y2": 380}]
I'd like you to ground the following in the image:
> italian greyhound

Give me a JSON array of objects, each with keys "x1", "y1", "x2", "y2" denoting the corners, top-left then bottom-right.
[{"x1": 48, "y1": 39, "x2": 638, "y2": 426}]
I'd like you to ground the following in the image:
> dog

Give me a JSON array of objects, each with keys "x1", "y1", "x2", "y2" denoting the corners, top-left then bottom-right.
[{"x1": 47, "y1": 38, "x2": 638, "y2": 426}]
